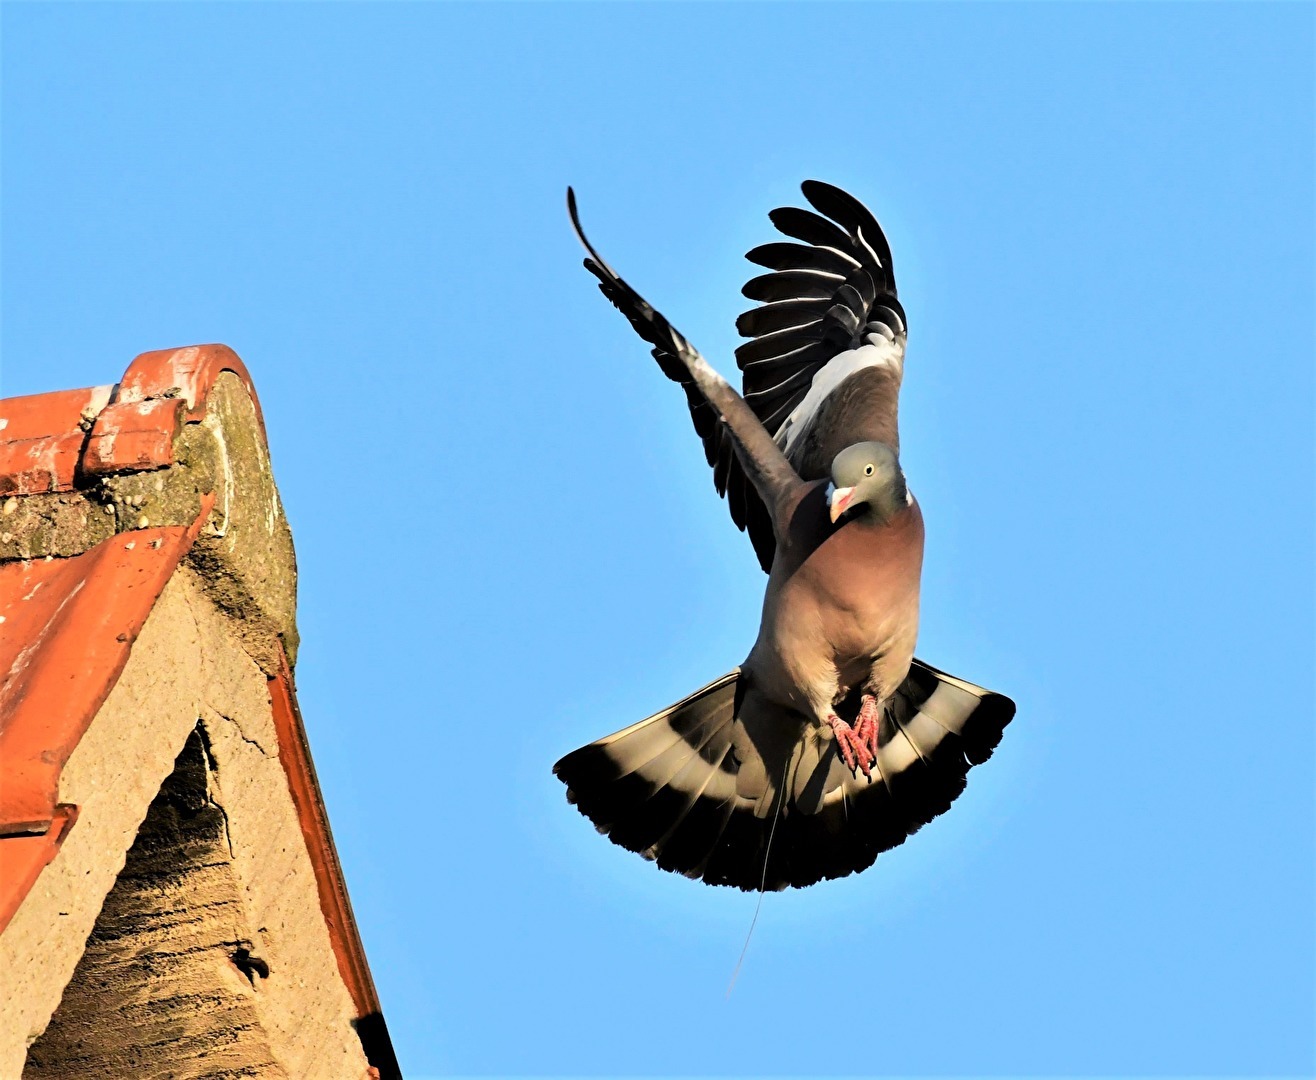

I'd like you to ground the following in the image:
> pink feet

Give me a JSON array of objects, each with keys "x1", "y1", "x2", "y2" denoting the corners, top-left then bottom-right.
[
  {"x1": 829, "y1": 695, "x2": 882, "y2": 779},
  {"x1": 853, "y1": 694, "x2": 881, "y2": 763},
  {"x1": 828, "y1": 714, "x2": 874, "y2": 779}
]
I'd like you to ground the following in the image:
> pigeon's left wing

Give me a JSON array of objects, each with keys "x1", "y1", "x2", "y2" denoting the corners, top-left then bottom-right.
[{"x1": 726, "y1": 182, "x2": 908, "y2": 569}]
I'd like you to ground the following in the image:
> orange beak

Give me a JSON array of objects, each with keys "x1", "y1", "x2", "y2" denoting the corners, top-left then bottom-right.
[{"x1": 828, "y1": 485, "x2": 856, "y2": 523}]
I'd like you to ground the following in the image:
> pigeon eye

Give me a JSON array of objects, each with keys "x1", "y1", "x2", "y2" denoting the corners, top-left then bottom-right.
[{"x1": 864, "y1": 464, "x2": 874, "y2": 476}]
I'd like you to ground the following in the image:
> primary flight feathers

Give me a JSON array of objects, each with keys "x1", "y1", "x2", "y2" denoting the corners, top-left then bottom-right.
[{"x1": 558, "y1": 182, "x2": 1014, "y2": 891}]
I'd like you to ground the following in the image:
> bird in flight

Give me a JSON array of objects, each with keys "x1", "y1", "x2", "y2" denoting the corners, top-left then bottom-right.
[{"x1": 555, "y1": 182, "x2": 1014, "y2": 891}]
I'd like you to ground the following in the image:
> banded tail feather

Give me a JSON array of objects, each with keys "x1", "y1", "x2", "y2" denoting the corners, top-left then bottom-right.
[{"x1": 554, "y1": 662, "x2": 1015, "y2": 890}]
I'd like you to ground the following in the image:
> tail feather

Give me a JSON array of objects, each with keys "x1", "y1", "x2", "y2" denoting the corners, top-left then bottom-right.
[
  {"x1": 554, "y1": 661, "x2": 1015, "y2": 890},
  {"x1": 656, "y1": 790, "x2": 738, "y2": 879}
]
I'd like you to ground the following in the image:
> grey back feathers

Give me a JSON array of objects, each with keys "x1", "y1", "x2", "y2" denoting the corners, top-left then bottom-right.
[{"x1": 554, "y1": 664, "x2": 1013, "y2": 891}]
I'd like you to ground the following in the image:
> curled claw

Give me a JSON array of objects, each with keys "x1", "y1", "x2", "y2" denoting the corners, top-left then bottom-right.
[
  {"x1": 854, "y1": 694, "x2": 881, "y2": 762},
  {"x1": 828, "y1": 714, "x2": 874, "y2": 779}
]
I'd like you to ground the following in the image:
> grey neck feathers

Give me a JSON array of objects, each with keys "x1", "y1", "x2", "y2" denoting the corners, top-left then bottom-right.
[{"x1": 856, "y1": 474, "x2": 908, "y2": 526}]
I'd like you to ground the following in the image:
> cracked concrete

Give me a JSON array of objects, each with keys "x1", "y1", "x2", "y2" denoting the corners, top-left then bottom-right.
[
  {"x1": 210, "y1": 709, "x2": 274, "y2": 759},
  {"x1": 23, "y1": 728, "x2": 290, "y2": 1080}
]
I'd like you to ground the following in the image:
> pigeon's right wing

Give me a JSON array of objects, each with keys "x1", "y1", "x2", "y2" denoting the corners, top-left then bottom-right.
[
  {"x1": 568, "y1": 189, "x2": 802, "y2": 537},
  {"x1": 567, "y1": 183, "x2": 904, "y2": 572}
]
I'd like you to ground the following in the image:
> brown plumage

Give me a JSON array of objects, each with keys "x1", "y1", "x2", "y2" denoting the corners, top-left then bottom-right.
[{"x1": 555, "y1": 184, "x2": 1014, "y2": 890}]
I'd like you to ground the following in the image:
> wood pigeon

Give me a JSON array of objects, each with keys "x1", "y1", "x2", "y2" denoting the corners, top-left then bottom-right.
[{"x1": 555, "y1": 182, "x2": 1014, "y2": 891}]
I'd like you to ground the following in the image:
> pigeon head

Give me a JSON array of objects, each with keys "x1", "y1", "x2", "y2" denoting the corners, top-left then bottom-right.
[{"x1": 827, "y1": 442, "x2": 908, "y2": 524}]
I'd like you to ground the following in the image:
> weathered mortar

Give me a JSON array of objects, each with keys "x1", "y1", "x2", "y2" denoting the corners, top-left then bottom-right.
[
  {"x1": 0, "y1": 492, "x2": 114, "y2": 560},
  {"x1": 185, "y1": 372, "x2": 299, "y2": 672},
  {"x1": 0, "y1": 372, "x2": 298, "y2": 671}
]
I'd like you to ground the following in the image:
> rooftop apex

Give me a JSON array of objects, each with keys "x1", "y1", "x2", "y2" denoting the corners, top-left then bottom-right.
[{"x1": 0, "y1": 346, "x2": 400, "y2": 1079}]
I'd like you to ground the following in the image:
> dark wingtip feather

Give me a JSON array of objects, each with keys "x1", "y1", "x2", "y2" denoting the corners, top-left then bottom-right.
[
  {"x1": 799, "y1": 179, "x2": 895, "y2": 287},
  {"x1": 745, "y1": 242, "x2": 859, "y2": 275},
  {"x1": 568, "y1": 185, "x2": 784, "y2": 576},
  {"x1": 799, "y1": 180, "x2": 879, "y2": 235},
  {"x1": 566, "y1": 185, "x2": 595, "y2": 263},
  {"x1": 565, "y1": 189, "x2": 625, "y2": 296},
  {"x1": 768, "y1": 206, "x2": 851, "y2": 250},
  {"x1": 741, "y1": 269, "x2": 841, "y2": 303}
]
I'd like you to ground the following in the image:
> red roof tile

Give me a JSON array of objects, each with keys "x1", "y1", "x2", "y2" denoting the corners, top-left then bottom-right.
[
  {"x1": 82, "y1": 344, "x2": 263, "y2": 477},
  {"x1": 0, "y1": 385, "x2": 112, "y2": 495},
  {"x1": 0, "y1": 344, "x2": 262, "y2": 495},
  {"x1": 0, "y1": 504, "x2": 211, "y2": 838}
]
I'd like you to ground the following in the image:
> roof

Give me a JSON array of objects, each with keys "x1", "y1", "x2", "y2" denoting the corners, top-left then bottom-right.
[{"x1": 0, "y1": 346, "x2": 400, "y2": 1078}]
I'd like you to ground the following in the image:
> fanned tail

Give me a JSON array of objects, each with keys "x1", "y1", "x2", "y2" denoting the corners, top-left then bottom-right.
[{"x1": 554, "y1": 661, "x2": 1015, "y2": 890}]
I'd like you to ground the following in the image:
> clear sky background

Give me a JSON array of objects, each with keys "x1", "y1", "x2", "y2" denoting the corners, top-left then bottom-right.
[{"x1": 3, "y1": 4, "x2": 1313, "y2": 1077}]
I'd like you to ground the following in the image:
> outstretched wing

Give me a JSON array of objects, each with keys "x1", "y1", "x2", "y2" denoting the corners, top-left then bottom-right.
[
  {"x1": 569, "y1": 181, "x2": 906, "y2": 573},
  {"x1": 727, "y1": 181, "x2": 908, "y2": 569},
  {"x1": 568, "y1": 190, "x2": 802, "y2": 538},
  {"x1": 739, "y1": 181, "x2": 905, "y2": 443}
]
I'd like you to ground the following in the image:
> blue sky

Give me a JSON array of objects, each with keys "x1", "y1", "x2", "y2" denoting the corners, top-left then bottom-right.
[{"x1": 3, "y1": 3, "x2": 1313, "y2": 1076}]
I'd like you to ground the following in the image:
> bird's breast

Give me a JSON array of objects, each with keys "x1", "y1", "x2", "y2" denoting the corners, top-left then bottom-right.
[{"x1": 754, "y1": 494, "x2": 925, "y2": 704}]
